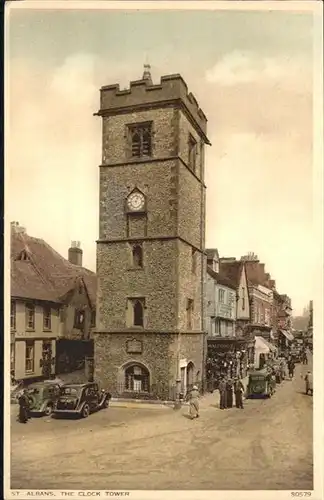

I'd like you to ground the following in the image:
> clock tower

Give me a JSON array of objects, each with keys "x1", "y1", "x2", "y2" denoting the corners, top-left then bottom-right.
[{"x1": 94, "y1": 67, "x2": 210, "y2": 399}]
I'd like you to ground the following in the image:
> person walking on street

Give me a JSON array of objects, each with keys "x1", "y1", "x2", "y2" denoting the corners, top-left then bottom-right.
[
  {"x1": 303, "y1": 351, "x2": 308, "y2": 365},
  {"x1": 226, "y1": 378, "x2": 234, "y2": 408},
  {"x1": 18, "y1": 389, "x2": 30, "y2": 424},
  {"x1": 187, "y1": 385, "x2": 200, "y2": 419},
  {"x1": 288, "y1": 359, "x2": 295, "y2": 379},
  {"x1": 234, "y1": 377, "x2": 244, "y2": 409},
  {"x1": 219, "y1": 377, "x2": 227, "y2": 410},
  {"x1": 304, "y1": 371, "x2": 313, "y2": 395}
]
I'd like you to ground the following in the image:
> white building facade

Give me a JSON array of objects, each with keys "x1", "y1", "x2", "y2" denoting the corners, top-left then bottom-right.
[{"x1": 206, "y1": 266, "x2": 236, "y2": 338}]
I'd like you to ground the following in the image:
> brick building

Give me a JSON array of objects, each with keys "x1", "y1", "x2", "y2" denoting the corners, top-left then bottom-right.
[
  {"x1": 273, "y1": 292, "x2": 294, "y2": 353},
  {"x1": 93, "y1": 67, "x2": 210, "y2": 399},
  {"x1": 10, "y1": 222, "x2": 96, "y2": 383},
  {"x1": 240, "y1": 254, "x2": 274, "y2": 342}
]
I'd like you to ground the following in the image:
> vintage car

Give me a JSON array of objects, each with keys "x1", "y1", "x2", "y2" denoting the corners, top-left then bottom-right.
[
  {"x1": 290, "y1": 345, "x2": 302, "y2": 363},
  {"x1": 26, "y1": 381, "x2": 62, "y2": 416},
  {"x1": 246, "y1": 370, "x2": 276, "y2": 399},
  {"x1": 53, "y1": 382, "x2": 111, "y2": 418}
]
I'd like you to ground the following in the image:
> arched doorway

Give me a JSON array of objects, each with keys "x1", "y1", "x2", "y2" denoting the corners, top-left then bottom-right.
[
  {"x1": 124, "y1": 363, "x2": 150, "y2": 393},
  {"x1": 186, "y1": 362, "x2": 195, "y2": 391}
]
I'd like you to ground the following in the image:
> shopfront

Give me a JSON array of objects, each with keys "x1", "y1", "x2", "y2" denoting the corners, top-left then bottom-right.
[{"x1": 206, "y1": 337, "x2": 254, "y2": 391}]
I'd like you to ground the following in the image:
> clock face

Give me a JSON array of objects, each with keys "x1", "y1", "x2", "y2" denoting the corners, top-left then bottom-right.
[{"x1": 127, "y1": 192, "x2": 145, "y2": 211}]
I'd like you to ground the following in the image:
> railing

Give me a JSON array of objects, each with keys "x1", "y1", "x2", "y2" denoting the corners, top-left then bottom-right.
[{"x1": 114, "y1": 382, "x2": 178, "y2": 401}]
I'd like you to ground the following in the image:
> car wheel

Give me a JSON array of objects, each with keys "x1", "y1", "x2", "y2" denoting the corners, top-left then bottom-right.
[
  {"x1": 82, "y1": 404, "x2": 90, "y2": 418},
  {"x1": 103, "y1": 398, "x2": 109, "y2": 409},
  {"x1": 44, "y1": 404, "x2": 53, "y2": 416}
]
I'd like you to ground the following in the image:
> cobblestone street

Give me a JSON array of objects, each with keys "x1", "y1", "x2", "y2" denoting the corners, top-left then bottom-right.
[{"x1": 10, "y1": 360, "x2": 313, "y2": 491}]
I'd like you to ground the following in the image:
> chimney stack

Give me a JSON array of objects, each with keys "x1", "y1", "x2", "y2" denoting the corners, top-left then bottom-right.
[
  {"x1": 11, "y1": 221, "x2": 26, "y2": 234},
  {"x1": 269, "y1": 279, "x2": 276, "y2": 290},
  {"x1": 259, "y1": 263, "x2": 266, "y2": 284},
  {"x1": 68, "y1": 241, "x2": 83, "y2": 267}
]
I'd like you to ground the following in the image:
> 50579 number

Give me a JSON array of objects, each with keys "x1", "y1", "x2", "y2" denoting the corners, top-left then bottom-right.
[{"x1": 291, "y1": 493, "x2": 312, "y2": 497}]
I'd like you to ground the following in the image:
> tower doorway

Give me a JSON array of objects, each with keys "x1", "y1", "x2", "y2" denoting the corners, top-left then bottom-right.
[{"x1": 186, "y1": 362, "x2": 195, "y2": 391}]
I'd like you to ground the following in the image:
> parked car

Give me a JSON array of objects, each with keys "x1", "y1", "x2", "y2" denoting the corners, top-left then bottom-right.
[
  {"x1": 246, "y1": 370, "x2": 276, "y2": 399},
  {"x1": 26, "y1": 381, "x2": 62, "y2": 416},
  {"x1": 53, "y1": 382, "x2": 111, "y2": 418}
]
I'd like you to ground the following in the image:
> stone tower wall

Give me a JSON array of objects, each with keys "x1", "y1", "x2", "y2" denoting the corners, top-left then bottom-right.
[{"x1": 95, "y1": 72, "x2": 209, "y2": 397}]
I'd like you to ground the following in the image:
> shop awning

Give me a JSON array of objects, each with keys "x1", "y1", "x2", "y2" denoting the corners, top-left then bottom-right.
[
  {"x1": 255, "y1": 336, "x2": 271, "y2": 354},
  {"x1": 259, "y1": 337, "x2": 277, "y2": 352},
  {"x1": 280, "y1": 330, "x2": 294, "y2": 342}
]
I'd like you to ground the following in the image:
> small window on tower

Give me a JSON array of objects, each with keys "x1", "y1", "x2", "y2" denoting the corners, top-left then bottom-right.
[
  {"x1": 192, "y1": 248, "x2": 197, "y2": 274},
  {"x1": 133, "y1": 299, "x2": 145, "y2": 327},
  {"x1": 128, "y1": 122, "x2": 152, "y2": 158},
  {"x1": 188, "y1": 134, "x2": 197, "y2": 172},
  {"x1": 186, "y1": 299, "x2": 194, "y2": 330},
  {"x1": 132, "y1": 244, "x2": 143, "y2": 268}
]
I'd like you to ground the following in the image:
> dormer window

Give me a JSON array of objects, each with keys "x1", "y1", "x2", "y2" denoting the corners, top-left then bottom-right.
[
  {"x1": 128, "y1": 122, "x2": 152, "y2": 158},
  {"x1": 213, "y1": 258, "x2": 219, "y2": 273},
  {"x1": 16, "y1": 249, "x2": 31, "y2": 261}
]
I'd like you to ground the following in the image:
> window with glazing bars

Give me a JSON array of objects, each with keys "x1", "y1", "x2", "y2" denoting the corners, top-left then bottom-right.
[
  {"x1": 129, "y1": 123, "x2": 152, "y2": 158},
  {"x1": 25, "y1": 340, "x2": 35, "y2": 373},
  {"x1": 11, "y1": 300, "x2": 16, "y2": 330},
  {"x1": 26, "y1": 304, "x2": 35, "y2": 329}
]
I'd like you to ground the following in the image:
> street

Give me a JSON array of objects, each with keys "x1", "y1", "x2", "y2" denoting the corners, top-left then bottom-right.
[{"x1": 10, "y1": 359, "x2": 313, "y2": 491}]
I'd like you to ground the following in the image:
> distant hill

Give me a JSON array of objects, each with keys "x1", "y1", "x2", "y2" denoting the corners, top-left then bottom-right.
[{"x1": 292, "y1": 316, "x2": 309, "y2": 332}]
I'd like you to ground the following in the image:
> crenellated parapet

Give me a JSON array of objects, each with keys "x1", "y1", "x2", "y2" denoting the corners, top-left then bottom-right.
[{"x1": 97, "y1": 73, "x2": 208, "y2": 137}]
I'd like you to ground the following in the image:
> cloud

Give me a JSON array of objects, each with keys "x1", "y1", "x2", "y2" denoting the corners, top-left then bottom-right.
[{"x1": 205, "y1": 50, "x2": 310, "y2": 88}]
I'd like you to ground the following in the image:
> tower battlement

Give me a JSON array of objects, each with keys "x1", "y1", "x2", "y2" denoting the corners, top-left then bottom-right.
[{"x1": 98, "y1": 73, "x2": 208, "y2": 136}]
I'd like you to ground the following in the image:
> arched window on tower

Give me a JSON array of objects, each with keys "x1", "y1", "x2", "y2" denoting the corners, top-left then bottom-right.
[
  {"x1": 128, "y1": 122, "x2": 153, "y2": 158},
  {"x1": 131, "y1": 130, "x2": 141, "y2": 157},
  {"x1": 132, "y1": 244, "x2": 143, "y2": 268},
  {"x1": 133, "y1": 300, "x2": 144, "y2": 327}
]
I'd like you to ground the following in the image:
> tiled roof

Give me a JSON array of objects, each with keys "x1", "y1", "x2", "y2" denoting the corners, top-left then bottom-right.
[
  {"x1": 11, "y1": 261, "x2": 59, "y2": 302},
  {"x1": 218, "y1": 260, "x2": 243, "y2": 289},
  {"x1": 11, "y1": 231, "x2": 97, "y2": 306},
  {"x1": 207, "y1": 266, "x2": 236, "y2": 290}
]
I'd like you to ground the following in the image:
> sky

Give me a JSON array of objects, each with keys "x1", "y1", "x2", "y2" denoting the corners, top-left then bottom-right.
[{"x1": 6, "y1": 4, "x2": 319, "y2": 315}]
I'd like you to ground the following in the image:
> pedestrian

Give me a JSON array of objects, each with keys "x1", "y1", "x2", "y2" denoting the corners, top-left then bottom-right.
[
  {"x1": 234, "y1": 377, "x2": 244, "y2": 409},
  {"x1": 304, "y1": 371, "x2": 313, "y2": 395},
  {"x1": 18, "y1": 389, "x2": 30, "y2": 424},
  {"x1": 219, "y1": 377, "x2": 227, "y2": 410},
  {"x1": 188, "y1": 385, "x2": 200, "y2": 419},
  {"x1": 288, "y1": 360, "x2": 295, "y2": 379},
  {"x1": 303, "y1": 352, "x2": 308, "y2": 365},
  {"x1": 226, "y1": 378, "x2": 234, "y2": 408}
]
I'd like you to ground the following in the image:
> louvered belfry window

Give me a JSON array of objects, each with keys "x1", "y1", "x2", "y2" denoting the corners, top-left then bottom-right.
[{"x1": 129, "y1": 123, "x2": 152, "y2": 158}]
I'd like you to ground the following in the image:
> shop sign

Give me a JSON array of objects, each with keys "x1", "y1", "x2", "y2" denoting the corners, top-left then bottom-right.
[{"x1": 208, "y1": 340, "x2": 236, "y2": 352}]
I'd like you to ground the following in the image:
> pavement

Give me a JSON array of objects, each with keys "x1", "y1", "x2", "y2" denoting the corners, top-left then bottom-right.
[{"x1": 9, "y1": 357, "x2": 313, "y2": 491}]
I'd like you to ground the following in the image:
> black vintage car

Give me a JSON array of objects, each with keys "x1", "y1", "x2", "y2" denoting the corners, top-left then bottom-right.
[{"x1": 53, "y1": 382, "x2": 111, "y2": 418}]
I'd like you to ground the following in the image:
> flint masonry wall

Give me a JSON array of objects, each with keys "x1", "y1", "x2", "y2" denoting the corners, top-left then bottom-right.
[
  {"x1": 96, "y1": 240, "x2": 178, "y2": 332},
  {"x1": 94, "y1": 73, "x2": 209, "y2": 396}
]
